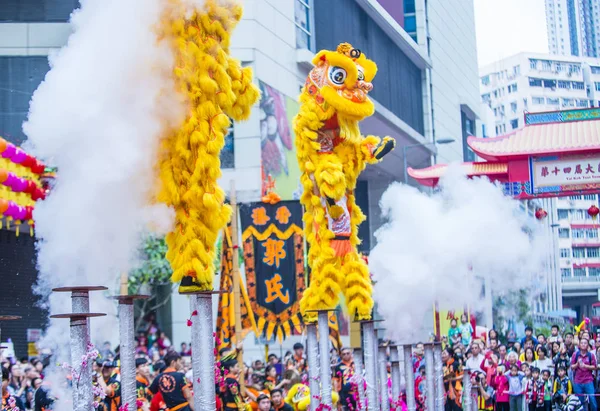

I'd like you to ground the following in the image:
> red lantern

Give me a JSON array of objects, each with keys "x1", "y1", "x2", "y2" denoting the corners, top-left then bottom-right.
[
  {"x1": 588, "y1": 205, "x2": 600, "y2": 220},
  {"x1": 24, "y1": 180, "x2": 36, "y2": 194},
  {"x1": 21, "y1": 156, "x2": 35, "y2": 168},
  {"x1": 31, "y1": 161, "x2": 45, "y2": 174},
  {"x1": 535, "y1": 208, "x2": 548, "y2": 220},
  {"x1": 24, "y1": 206, "x2": 33, "y2": 221}
]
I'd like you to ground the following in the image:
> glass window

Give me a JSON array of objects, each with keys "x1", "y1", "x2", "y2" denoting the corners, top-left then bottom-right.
[
  {"x1": 513, "y1": 65, "x2": 521, "y2": 75},
  {"x1": 588, "y1": 229, "x2": 599, "y2": 238},
  {"x1": 574, "y1": 267, "x2": 587, "y2": 277},
  {"x1": 577, "y1": 99, "x2": 589, "y2": 108},
  {"x1": 556, "y1": 63, "x2": 564, "y2": 72},
  {"x1": 547, "y1": 97, "x2": 560, "y2": 105},
  {"x1": 543, "y1": 79, "x2": 556, "y2": 88},
  {"x1": 530, "y1": 59, "x2": 538, "y2": 69},
  {"x1": 533, "y1": 97, "x2": 545, "y2": 105},
  {"x1": 558, "y1": 209, "x2": 569, "y2": 219},
  {"x1": 404, "y1": 0, "x2": 416, "y2": 13},
  {"x1": 542, "y1": 60, "x2": 553, "y2": 71},
  {"x1": 508, "y1": 83, "x2": 518, "y2": 93},
  {"x1": 559, "y1": 228, "x2": 570, "y2": 238},
  {"x1": 404, "y1": 15, "x2": 417, "y2": 33},
  {"x1": 570, "y1": 195, "x2": 582, "y2": 200},
  {"x1": 558, "y1": 80, "x2": 571, "y2": 89},
  {"x1": 510, "y1": 119, "x2": 519, "y2": 129},
  {"x1": 295, "y1": 0, "x2": 312, "y2": 50},
  {"x1": 561, "y1": 268, "x2": 572, "y2": 277},
  {"x1": 573, "y1": 248, "x2": 586, "y2": 258},
  {"x1": 572, "y1": 81, "x2": 585, "y2": 90},
  {"x1": 510, "y1": 101, "x2": 518, "y2": 112},
  {"x1": 529, "y1": 77, "x2": 543, "y2": 87},
  {"x1": 573, "y1": 229, "x2": 585, "y2": 238},
  {"x1": 584, "y1": 194, "x2": 597, "y2": 200},
  {"x1": 560, "y1": 248, "x2": 571, "y2": 258},
  {"x1": 481, "y1": 76, "x2": 490, "y2": 86},
  {"x1": 587, "y1": 247, "x2": 600, "y2": 258},
  {"x1": 590, "y1": 267, "x2": 600, "y2": 276}
]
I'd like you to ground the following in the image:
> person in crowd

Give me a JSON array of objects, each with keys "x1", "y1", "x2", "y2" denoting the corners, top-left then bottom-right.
[
  {"x1": 570, "y1": 338, "x2": 597, "y2": 411},
  {"x1": 459, "y1": 314, "x2": 474, "y2": 347},
  {"x1": 492, "y1": 364, "x2": 510, "y2": 411},
  {"x1": 415, "y1": 365, "x2": 426, "y2": 411},
  {"x1": 564, "y1": 334, "x2": 576, "y2": 358},
  {"x1": 218, "y1": 352, "x2": 252, "y2": 411},
  {"x1": 506, "y1": 363, "x2": 525, "y2": 411},
  {"x1": 149, "y1": 351, "x2": 193, "y2": 411},
  {"x1": 413, "y1": 343, "x2": 425, "y2": 377},
  {"x1": 334, "y1": 347, "x2": 356, "y2": 411},
  {"x1": 135, "y1": 357, "x2": 152, "y2": 405},
  {"x1": 498, "y1": 345, "x2": 508, "y2": 365},
  {"x1": 553, "y1": 392, "x2": 584, "y2": 411},
  {"x1": 533, "y1": 347, "x2": 553, "y2": 373},
  {"x1": 522, "y1": 348, "x2": 536, "y2": 367},
  {"x1": 521, "y1": 328, "x2": 539, "y2": 349},
  {"x1": 466, "y1": 340, "x2": 485, "y2": 374},
  {"x1": 441, "y1": 346, "x2": 462, "y2": 411},
  {"x1": 537, "y1": 335, "x2": 547, "y2": 348},
  {"x1": 475, "y1": 372, "x2": 494, "y2": 411},
  {"x1": 489, "y1": 338, "x2": 499, "y2": 353},
  {"x1": 513, "y1": 342, "x2": 522, "y2": 357},
  {"x1": 548, "y1": 326, "x2": 563, "y2": 344},
  {"x1": 506, "y1": 352, "x2": 522, "y2": 371},
  {"x1": 96, "y1": 359, "x2": 121, "y2": 411},
  {"x1": 291, "y1": 344, "x2": 306, "y2": 374},
  {"x1": 480, "y1": 351, "x2": 498, "y2": 386},
  {"x1": 179, "y1": 343, "x2": 191, "y2": 357},
  {"x1": 554, "y1": 344, "x2": 571, "y2": 379},
  {"x1": 3, "y1": 366, "x2": 25, "y2": 411},
  {"x1": 264, "y1": 365, "x2": 288, "y2": 392},
  {"x1": 448, "y1": 318, "x2": 461, "y2": 347},
  {"x1": 541, "y1": 370, "x2": 552, "y2": 411},
  {"x1": 553, "y1": 366, "x2": 573, "y2": 396},
  {"x1": 270, "y1": 389, "x2": 292, "y2": 411},
  {"x1": 256, "y1": 394, "x2": 272, "y2": 411},
  {"x1": 525, "y1": 367, "x2": 545, "y2": 411}
]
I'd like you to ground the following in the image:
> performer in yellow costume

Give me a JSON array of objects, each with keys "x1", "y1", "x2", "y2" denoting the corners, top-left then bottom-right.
[
  {"x1": 294, "y1": 43, "x2": 395, "y2": 322},
  {"x1": 158, "y1": 0, "x2": 260, "y2": 293},
  {"x1": 285, "y1": 383, "x2": 339, "y2": 411}
]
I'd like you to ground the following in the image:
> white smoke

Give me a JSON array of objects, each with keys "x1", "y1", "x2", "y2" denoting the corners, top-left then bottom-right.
[
  {"x1": 20, "y1": 0, "x2": 197, "y2": 407},
  {"x1": 371, "y1": 166, "x2": 546, "y2": 343}
]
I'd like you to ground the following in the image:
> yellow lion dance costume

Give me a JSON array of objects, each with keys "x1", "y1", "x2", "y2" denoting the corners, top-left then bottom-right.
[
  {"x1": 285, "y1": 383, "x2": 339, "y2": 411},
  {"x1": 159, "y1": 0, "x2": 260, "y2": 292},
  {"x1": 294, "y1": 43, "x2": 395, "y2": 322}
]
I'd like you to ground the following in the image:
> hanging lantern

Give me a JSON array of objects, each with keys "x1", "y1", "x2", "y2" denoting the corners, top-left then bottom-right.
[
  {"x1": 535, "y1": 207, "x2": 548, "y2": 220},
  {"x1": 588, "y1": 205, "x2": 600, "y2": 220}
]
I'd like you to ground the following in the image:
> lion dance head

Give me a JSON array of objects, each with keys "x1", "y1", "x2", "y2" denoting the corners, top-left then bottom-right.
[{"x1": 303, "y1": 43, "x2": 377, "y2": 125}]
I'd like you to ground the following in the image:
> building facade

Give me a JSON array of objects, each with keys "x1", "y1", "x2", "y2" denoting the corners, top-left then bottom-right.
[
  {"x1": 480, "y1": 52, "x2": 600, "y2": 136},
  {"x1": 554, "y1": 194, "x2": 600, "y2": 318},
  {"x1": 546, "y1": 0, "x2": 600, "y2": 58}
]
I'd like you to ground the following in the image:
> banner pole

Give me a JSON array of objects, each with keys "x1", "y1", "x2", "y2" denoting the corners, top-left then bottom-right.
[{"x1": 230, "y1": 179, "x2": 245, "y2": 391}]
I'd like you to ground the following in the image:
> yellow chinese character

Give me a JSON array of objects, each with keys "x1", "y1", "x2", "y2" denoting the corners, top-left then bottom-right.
[
  {"x1": 252, "y1": 206, "x2": 270, "y2": 225},
  {"x1": 275, "y1": 206, "x2": 291, "y2": 224},
  {"x1": 262, "y1": 238, "x2": 286, "y2": 268},
  {"x1": 265, "y1": 273, "x2": 290, "y2": 304}
]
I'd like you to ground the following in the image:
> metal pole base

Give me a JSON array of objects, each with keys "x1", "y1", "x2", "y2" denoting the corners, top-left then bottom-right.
[
  {"x1": 306, "y1": 323, "x2": 320, "y2": 411},
  {"x1": 190, "y1": 293, "x2": 217, "y2": 411}
]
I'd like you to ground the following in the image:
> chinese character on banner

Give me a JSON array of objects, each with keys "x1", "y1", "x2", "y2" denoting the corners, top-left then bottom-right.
[
  {"x1": 541, "y1": 167, "x2": 549, "y2": 177},
  {"x1": 239, "y1": 200, "x2": 306, "y2": 342}
]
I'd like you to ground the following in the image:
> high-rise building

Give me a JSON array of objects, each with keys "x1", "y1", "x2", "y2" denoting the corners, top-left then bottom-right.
[
  {"x1": 546, "y1": 0, "x2": 600, "y2": 57},
  {"x1": 480, "y1": 52, "x2": 600, "y2": 135}
]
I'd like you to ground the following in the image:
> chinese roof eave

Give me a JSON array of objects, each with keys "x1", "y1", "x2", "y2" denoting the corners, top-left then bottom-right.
[
  {"x1": 468, "y1": 134, "x2": 600, "y2": 161},
  {"x1": 407, "y1": 162, "x2": 509, "y2": 187}
]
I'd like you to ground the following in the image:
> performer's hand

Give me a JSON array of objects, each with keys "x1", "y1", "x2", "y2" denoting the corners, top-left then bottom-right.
[
  {"x1": 328, "y1": 205, "x2": 344, "y2": 219},
  {"x1": 373, "y1": 136, "x2": 395, "y2": 160}
]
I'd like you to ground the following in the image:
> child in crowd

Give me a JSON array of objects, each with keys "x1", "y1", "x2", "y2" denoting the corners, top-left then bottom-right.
[
  {"x1": 459, "y1": 314, "x2": 473, "y2": 347},
  {"x1": 525, "y1": 367, "x2": 545, "y2": 411},
  {"x1": 553, "y1": 366, "x2": 573, "y2": 396},
  {"x1": 506, "y1": 364, "x2": 525, "y2": 411},
  {"x1": 541, "y1": 370, "x2": 552, "y2": 411},
  {"x1": 493, "y1": 364, "x2": 510, "y2": 411}
]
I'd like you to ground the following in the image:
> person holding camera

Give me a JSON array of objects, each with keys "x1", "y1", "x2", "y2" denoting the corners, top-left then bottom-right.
[
  {"x1": 95, "y1": 359, "x2": 121, "y2": 411},
  {"x1": 475, "y1": 371, "x2": 495, "y2": 411}
]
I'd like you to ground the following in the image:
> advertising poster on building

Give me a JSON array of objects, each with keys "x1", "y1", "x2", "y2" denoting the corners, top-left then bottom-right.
[
  {"x1": 434, "y1": 307, "x2": 476, "y2": 346},
  {"x1": 259, "y1": 80, "x2": 301, "y2": 200}
]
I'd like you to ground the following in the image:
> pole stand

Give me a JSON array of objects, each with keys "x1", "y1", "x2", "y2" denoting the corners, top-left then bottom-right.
[
  {"x1": 50, "y1": 312, "x2": 106, "y2": 411},
  {"x1": 306, "y1": 309, "x2": 337, "y2": 409},
  {"x1": 180, "y1": 290, "x2": 223, "y2": 411},
  {"x1": 306, "y1": 322, "x2": 320, "y2": 411},
  {"x1": 354, "y1": 319, "x2": 384, "y2": 411},
  {"x1": 112, "y1": 295, "x2": 150, "y2": 409},
  {"x1": 403, "y1": 344, "x2": 417, "y2": 411},
  {"x1": 389, "y1": 345, "x2": 401, "y2": 411}
]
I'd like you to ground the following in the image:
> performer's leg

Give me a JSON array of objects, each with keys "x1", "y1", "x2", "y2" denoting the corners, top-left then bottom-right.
[
  {"x1": 341, "y1": 253, "x2": 373, "y2": 321},
  {"x1": 300, "y1": 242, "x2": 342, "y2": 322}
]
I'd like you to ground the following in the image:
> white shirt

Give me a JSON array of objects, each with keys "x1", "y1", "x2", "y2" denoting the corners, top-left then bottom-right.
[
  {"x1": 533, "y1": 357, "x2": 554, "y2": 372},
  {"x1": 466, "y1": 353, "x2": 485, "y2": 374}
]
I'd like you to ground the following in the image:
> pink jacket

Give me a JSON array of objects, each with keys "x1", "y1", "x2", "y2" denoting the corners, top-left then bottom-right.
[{"x1": 492, "y1": 374, "x2": 510, "y2": 403}]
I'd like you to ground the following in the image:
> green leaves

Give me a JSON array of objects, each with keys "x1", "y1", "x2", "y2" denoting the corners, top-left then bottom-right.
[{"x1": 128, "y1": 236, "x2": 172, "y2": 294}]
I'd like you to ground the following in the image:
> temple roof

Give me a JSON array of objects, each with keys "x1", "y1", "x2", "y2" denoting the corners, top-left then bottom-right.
[
  {"x1": 469, "y1": 108, "x2": 600, "y2": 161},
  {"x1": 407, "y1": 162, "x2": 508, "y2": 187}
]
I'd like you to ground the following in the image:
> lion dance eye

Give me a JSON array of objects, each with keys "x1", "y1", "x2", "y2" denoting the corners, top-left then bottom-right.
[
  {"x1": 328, "y1": 66, "x2": 347, "y2": 85},
  {"x1": 357, "y1": 70, "x2": 365, "y2": 81}
]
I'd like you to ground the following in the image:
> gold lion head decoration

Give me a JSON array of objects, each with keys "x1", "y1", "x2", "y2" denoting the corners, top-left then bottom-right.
[{"x1": 303, "y1": 43, "x2": 377, "y2": 122}]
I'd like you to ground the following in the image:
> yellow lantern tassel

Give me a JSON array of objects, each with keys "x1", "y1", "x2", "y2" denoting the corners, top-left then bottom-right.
[
  {"x1": 6, "y1": 217, "x2": 11, "y2": 230},
  {"x1": 29, "y1": 220, "x2": 34, "y2": 236},
  {"x1": 15, "y1": 220, "x2": 20, "y2": 237}
]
